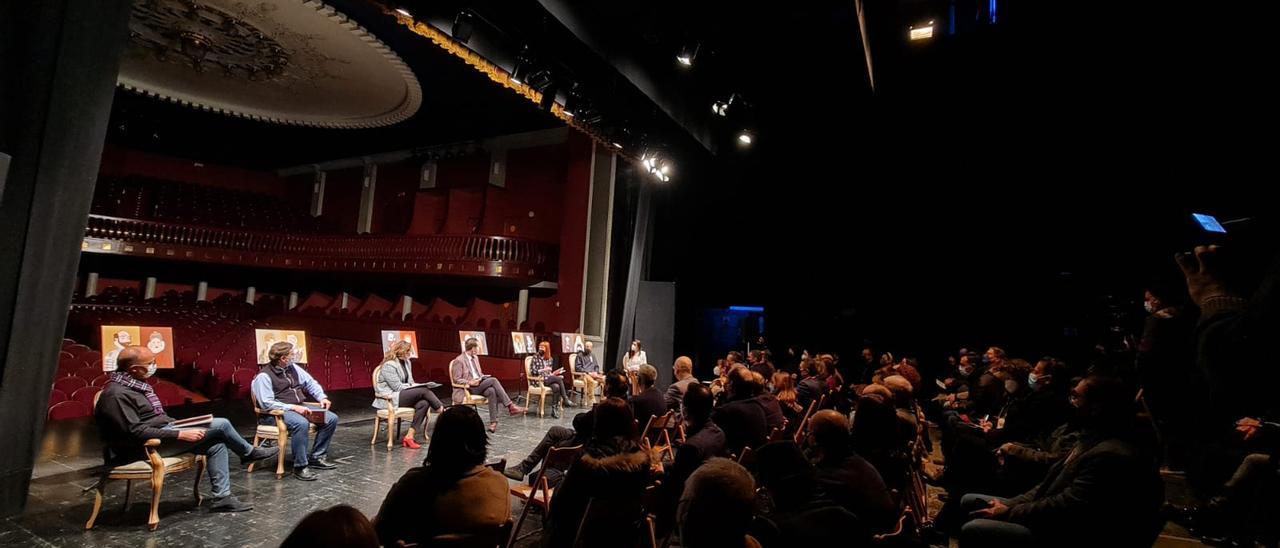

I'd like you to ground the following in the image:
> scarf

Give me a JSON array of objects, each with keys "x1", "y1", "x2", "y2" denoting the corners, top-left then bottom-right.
[{"x1": 109, "y1": 370, "x2": 165, "y2": 416}]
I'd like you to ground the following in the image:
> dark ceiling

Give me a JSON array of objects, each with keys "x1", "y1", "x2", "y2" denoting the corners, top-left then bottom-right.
[{"x1": 105, "y1": 0, "x2": 567, "y2": 171}]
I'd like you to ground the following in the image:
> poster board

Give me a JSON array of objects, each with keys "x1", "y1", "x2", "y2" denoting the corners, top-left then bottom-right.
[
  {"x1": 255, "y1": 329, "x2": 309, "y2": 364},
  {"x1": 381, "y1": 330, "x2": 420, "y2": 359},
  {"x1": 101, "y1": 325, "x2": 175, "y2": 371},
  {"x1": 511, "y1": 332, "x2": 536, "y2": 355},
  {"x1": 458, "y1": 331, "x2": 489, "y2": 355}
]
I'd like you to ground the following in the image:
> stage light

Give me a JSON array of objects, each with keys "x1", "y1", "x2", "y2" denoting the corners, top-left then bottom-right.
[
  {"x1": 452, "y1": 11, "x2": 476, "y2": 44},
  {"x1": 909, "y1": 23, "x2": 934, "y2": 41},
  {"x1": 510, "y1": 47, "x2": 531, "y2": 85},
  {"x1": 712, "y1": 94, "x2": 735, "y2": 116},
  {"x1": 538, "y1": 80, "x2": 558, "y2": 112},
  {"x1": 676, "y1": 44, "x2": 698, "y2": 66},
  {"x1": 563, "y1": 83, "x2": 584, "y2": 117},
  {"x1": 611, "y1": 142, "x2": 622, "y2": 149},
  {"x1": 737, "y1": 131, "x2": 753, "y2": 145},
  {"x1": 395, "y1": 7, "x2": 412, "y2": 17}
]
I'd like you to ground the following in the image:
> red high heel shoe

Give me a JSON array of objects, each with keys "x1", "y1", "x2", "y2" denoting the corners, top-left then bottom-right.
[{"x1": 402, "y1": 436, "x2": 421, "y2": 449}]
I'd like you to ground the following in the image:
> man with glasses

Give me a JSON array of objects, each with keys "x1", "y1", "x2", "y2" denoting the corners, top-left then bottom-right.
[{"x1": 96, "y1": 346, "x2": 277, "y2": 512}]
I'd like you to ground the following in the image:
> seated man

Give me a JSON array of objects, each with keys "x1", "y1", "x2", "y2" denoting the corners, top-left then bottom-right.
[
  {"x1": 451, "y1": 338, "x2": 526, "y2": 433},
  {"x1": 754, "y1": 441, "x2": 868, "y2": 546},
  {"x1": 503, "y1": 371, "x2": 631, "y2": 485},
  {"x1": 677, "y1": 458, "x2": 758, "y2": 548},
  {"x1": 713, "y1": 366, "x2": 770, "y2": 455},
  {"x1": 665, "y1": 356, "x2": 699, "y2": 412},
  {"x1": 959, "y1": 375, "x2": 1164, "y2": 548},
  {"x1": 96, "y1": 346, "x2": 277, "y2": 511},
  {"x1": 251, "y1": 341, "x2": 339, "y2": 481},
  {"x1": 808, "y1": 409, "x2": 896, "y2": 533},
  {"x1": 630, "y1": 364, "x2": 667, "y2": 429},
  {"x1": 796, "y1": 358, "x2": 824, "y2": 411},
  {"x1": 657, "y1": 383, "x2": 726, "y2": 536},
  {"x1": 574, "y1": 341, "x2": 604, "y2": 406}
]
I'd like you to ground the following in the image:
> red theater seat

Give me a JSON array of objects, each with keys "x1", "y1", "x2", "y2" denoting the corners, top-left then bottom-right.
[
  {"x1": 66, "y1": 344, "x2": 91, "y2": 357},
  {"x1": 59, "y1": 350, "x2": 74, "y2": 360},
  {"x1": 81, "y1": 350, "x2": 102, "y2": 365},
  {"x1": 47, "y1": 401, "x2": 91, "y2": 421},
  {"x1": 73, "y1": 367, "x2": 101, "y2": 381},
  {"x1": 71, "y1": 386, "x2": 103, "y2": 407},
  {"x1": 53, "y1": 376, "x2": 88, "y2": 394},
  {"x1": 91, "y1": 374, "x2": 111, "y2": 387},
  {"x1": 48, "y1": 389, "x2": 68, "y2": 406}
]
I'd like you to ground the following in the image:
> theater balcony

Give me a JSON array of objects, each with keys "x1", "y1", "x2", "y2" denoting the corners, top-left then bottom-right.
[{"x1": 81, "y1": 214, "x2": 559, "y2": 285}]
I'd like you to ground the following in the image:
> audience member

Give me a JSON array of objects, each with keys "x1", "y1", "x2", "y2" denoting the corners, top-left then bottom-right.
[
  {"x1": 504, "y1": 371, "x2": 630, "y2": 484},
  {"x1": 631, "y1": 363, "x2": 667, "y2": 428},
  {"x1": 282, "y1": 505, "x2": 378, "y2": 548},
  {"x1": 666, "y1": 356, "x2": 699, "y2": 411},
  {"x1": 373, "y1": 406, "x2": 509, "y2": 546},
  {"x1": 678, "y1": 458, "x2": 759, "y2": 548},
  {"x1": 807, "y1": 409, "x2": 896, "y2": 533}
]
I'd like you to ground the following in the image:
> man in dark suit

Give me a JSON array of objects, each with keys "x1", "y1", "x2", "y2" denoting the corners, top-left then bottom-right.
[
  {"x1": 959, "y1": 375, "x2": 1163, "y2": 548},
  {"x1": 808, "y1": 409, "x2": 896, "y2": 533},
  {"x1": 630, "y1": 364, "x2": 667, "y2": 429},
  {"x1": 657, "y1": 383, "x2": 727, "y2": 536},
  {"x1": 796, "y1": 359, "x2": 824, "y2": 411},
  {"x1": 712, "y1": 366, "x2": 770, "y2": 454}
]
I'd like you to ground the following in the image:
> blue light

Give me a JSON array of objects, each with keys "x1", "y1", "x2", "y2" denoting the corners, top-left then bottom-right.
[
  {"x1": 989, "y1": 0, "x2": 997, "y2": 23},
  {"x1": 729, "y1": 306, "x2": 765, "y2": 313}
]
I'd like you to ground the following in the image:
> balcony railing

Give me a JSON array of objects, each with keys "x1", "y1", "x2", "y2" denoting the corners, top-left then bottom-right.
[{"x1": 82, "y1": 215, "x2": 559, "y2": 282}]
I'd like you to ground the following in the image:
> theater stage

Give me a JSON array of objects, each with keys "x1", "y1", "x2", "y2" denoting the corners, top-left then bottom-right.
[{"x1": 2, "y1": 390, "x2": 573, "y2": 547}]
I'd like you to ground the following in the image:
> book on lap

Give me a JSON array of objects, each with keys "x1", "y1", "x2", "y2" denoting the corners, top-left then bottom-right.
[{"x1": 170, "y1": 414, "x2": 213, "y2": 429}]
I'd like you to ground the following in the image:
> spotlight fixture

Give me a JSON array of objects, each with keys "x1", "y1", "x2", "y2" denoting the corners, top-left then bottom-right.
[
  {"x1": 909, "y1": 21, "x2": 935, "y2": 41},
  {"x1": 640, "y1": 146, "x2": 673, "y2": 182},
  {"x1": 395, "y1": 7, "x2": 412, "y2": 17},
  {"x1": 737, "y1": 131, "x2": 753, "y2": 145},
  {"x1": 676, "y1": 43, "x2": 699, "y2": 67},
  {"x1": 712, "y1": 94, "x2": 736, "y2": 117},
  {"x1": 452, "y1": 10, "x2": 476, "y2": 44},
  {"x1": 509, "y1": 46, "x2": 532, "y2": 85},
  {"x1": 563, "y1": 83, "x2": 584, "y2": 117},
  {"x1": 536, "y1": 77, "x2": 559, "y2": 112}
]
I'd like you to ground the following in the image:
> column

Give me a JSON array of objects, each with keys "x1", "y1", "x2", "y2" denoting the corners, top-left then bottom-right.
[
  {"x1": 143, "y1": 277, "x2": 157, "y2": 299},
  {"x1": 288, "y1": 291, "x2": 299, "y2": 310},
  {"x1": 196, "y1": 281, "x2": 208, "y2": 301},
  {"x1": 246, "y1": 286, "x2": 256, "y2": 304},
  {"x1": 85, "y1": 272, "x2": 99, "y2": 297}
]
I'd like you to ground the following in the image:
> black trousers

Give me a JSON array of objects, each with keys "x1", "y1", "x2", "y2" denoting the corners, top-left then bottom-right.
[
  {"x1": 518, "y1": 425, "x2": 576, "y2": 487},
  {"x1": 398, "y1": 385, "x2": 445, "y2": 433}
]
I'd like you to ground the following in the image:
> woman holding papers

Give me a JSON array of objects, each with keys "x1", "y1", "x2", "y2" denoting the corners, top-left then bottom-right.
[{"x1": 375, "y1": 340, "x2": 445, "y2": 449}]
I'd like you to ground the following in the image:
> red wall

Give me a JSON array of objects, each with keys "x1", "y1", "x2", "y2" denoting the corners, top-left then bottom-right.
[
  {"x1": 442, "y1": 188, "x2": 485, "y2": 234},
  {"x1": 371, "y1": 163, "x2": 418, "y2": 234},
  {"x1": 99, "y1": 145, "x2": 288, "y2": 197},
  {"x1": 479, "y1": 144, "x2": 568, "y2": 243},
  {"x1": 154, "y1": 282, "x2": 195, "y2": 296},
  {"x1": 550, "y1": 133, "x2": 594, "y2": 331},
  {"x1": 407, "y1": 192, "x2": 448, "y2": 234},
  {"x1": 320, "y1": 167, "x2": 362, "y2": 233}
]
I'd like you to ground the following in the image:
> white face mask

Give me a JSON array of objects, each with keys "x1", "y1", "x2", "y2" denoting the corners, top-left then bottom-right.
[
  {"x1": 145, "y1": 362, "x2": 158, "y2": 378},
  {"x1": 1143, "y1": 301, "x2": 1155, "y2": 313},
  {"x1": 1004, "y1": 379, "x2": 1019, "y2": 393}
]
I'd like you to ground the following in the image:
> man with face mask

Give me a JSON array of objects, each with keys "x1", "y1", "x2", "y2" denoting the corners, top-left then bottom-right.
[
  {"x1": 575, "y1": 341, "x2": 603, "y2": 406},
  {"x1": 958, "y1": 375, "x2": 1163, "y2": 548},
  {"x1": 96, "y1": 346, "x2": 277, "y2": 511}
]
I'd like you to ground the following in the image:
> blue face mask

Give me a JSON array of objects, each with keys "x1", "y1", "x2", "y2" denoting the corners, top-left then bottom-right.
[{"x1": 981, "y1": 355, "x2": 991, "y2": 366}]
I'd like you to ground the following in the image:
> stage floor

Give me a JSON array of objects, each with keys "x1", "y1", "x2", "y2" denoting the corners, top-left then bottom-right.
[{"x1": 1, "y1": 390, "x2": 574, "y2": 547}]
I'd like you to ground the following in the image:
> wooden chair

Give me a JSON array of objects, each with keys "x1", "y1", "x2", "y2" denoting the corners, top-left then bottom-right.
[
  {"x1": 523, "y1": 356, "x2": 552, "y2": 417},
  {"x1": 793, "y1": 400, "x2": 820, "y2": 444},
  {"x1": 86, "y1": 392, "x2": 206, "y2": 531},
  {"x1": 567, "y1": 353, "x2": 600, "y2": 406},
  {"x1": 640, "y1": 411, "x2": 676, "y2": 462},
  {"x1": 248, "y1": 391, "x2": 317, "y2": 478},
  {"x1": 509, "y1": 444, "x2": 583, "y2": 544},
  {"x1": 767, "y1": 419, "x2": 790, "y2": 443},
  {"x1": 371, "y1": 365, "x2": 422, "y2": 450},
  {"x1": 428, "y1": 519, "x2": 514, "y2": 548},
  {"x1": 452, "y1": 375, "x2": 489, "y2": 416}
]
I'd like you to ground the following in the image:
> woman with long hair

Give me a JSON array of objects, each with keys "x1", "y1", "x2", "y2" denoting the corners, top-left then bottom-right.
[
  {"x1": 374, "y1": 340, "x2": 444, "y2": 448},
  {"x1": 531, "y1": 340, "x2": 573, "y2": 417},
  {"x1": 373, "y1": 406, "x2": 510, "y2": 546},
  {"x1": 622, "y1": 339, "x2": 648, "y2": 395},
  {"x1": 772, "y1": 371, "x2": 803, "y2": 434}
]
